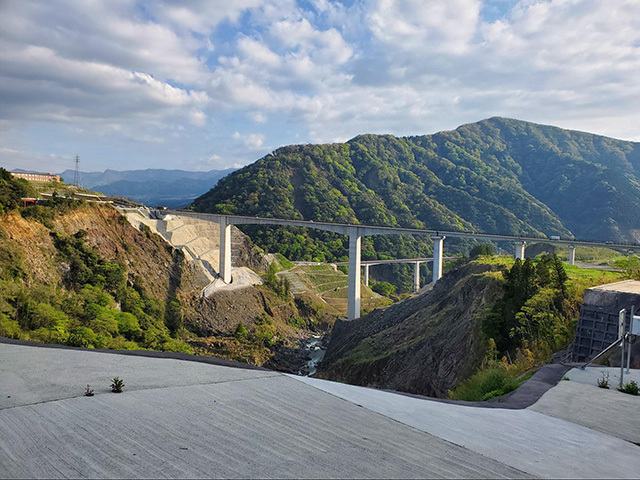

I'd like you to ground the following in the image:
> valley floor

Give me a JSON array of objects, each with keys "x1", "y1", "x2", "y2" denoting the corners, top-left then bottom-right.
[{"x1": 1, "y1": 341, "x2": 639, "y2": 479}]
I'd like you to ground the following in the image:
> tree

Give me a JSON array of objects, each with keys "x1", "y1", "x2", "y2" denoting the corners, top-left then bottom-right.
[{"x1": 469, "y1": 244, "x2": 495, "y2": 258}]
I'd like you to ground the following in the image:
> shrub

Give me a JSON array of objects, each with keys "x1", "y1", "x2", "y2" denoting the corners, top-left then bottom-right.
[
  {"x1": 234, "y1": 322, "x2": 248, "y2": 340},
  {"x1": 449, "y1": 366, "x2": 521, "y2": 401},
  {"x1": 597, "y1": 371, "x2": 610, "y2": 389},
  {"x1": 0, "y1": 314, "x2": 21, "y2": 339},
  {"x1": 116, "y1": 312, "x2": 141, "y2": 340},
  {"x1": 371, "y1": 281, "x2": 396, "y2": 297},
  {"x1": 67, "y1": 326, "x2": 97, "y2": 348},
  {"x1": 470, "y1": 244, "x2": 495, "y2": 258},
  {"x1": 110, "y1": 377, "x2": 124, "y2": 393},
  {"x1": 619, "y1": 380, "x2": 639, "y2": 396},
  {"x1": 161, "y1": 338, "x2": 194, "y2": 354}
]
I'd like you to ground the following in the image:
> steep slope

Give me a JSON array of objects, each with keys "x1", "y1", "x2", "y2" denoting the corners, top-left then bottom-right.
[
  {"x1": 193, "y1": 118, "x2": 640, "y2": 263},
  {"x1": 0, "y1": 195, "x2": 335, "y2": 370},
  {"x1": 316, "y1": 262, "x2": 503, "y2": 397}
]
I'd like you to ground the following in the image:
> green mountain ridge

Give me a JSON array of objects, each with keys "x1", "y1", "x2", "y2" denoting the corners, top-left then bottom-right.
[{"x1": 193, "y1": 118, "x2": 640, "y2": 264}]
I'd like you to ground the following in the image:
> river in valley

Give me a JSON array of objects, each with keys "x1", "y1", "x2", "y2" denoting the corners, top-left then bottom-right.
[{"x1": 298, "y1": 335, "x2": 326, "y2": 376}]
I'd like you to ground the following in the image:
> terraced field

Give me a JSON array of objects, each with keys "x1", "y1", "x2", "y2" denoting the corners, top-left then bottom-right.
[{"x1": 278, "y1": 264, "x2": 392, "y2": 316}]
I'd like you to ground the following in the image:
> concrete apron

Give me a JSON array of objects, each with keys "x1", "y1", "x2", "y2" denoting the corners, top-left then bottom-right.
[{"x1": 290, "y1": 375, "x2": 640, "y2": 479}]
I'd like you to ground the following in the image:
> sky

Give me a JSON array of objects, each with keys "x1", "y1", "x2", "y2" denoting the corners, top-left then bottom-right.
[{"x1": 1, "y1": 0, "x2": 640, "y2": 174}]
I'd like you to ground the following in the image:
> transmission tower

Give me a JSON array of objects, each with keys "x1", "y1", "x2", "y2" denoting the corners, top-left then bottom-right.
[{"x1": 73, "y1": 155, "x2": 82, "y2": 188}]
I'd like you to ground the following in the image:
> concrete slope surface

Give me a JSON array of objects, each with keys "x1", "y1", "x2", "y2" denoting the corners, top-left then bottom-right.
[
  {"x1": 0, "y1": 343, "x2": 526, "y2": 479},
  {"x1": 1, "y1": 343, "x2": 638, "y2": 479},
  {"x1": 292, "y1": 375, "x2": 640, "y2": 479},
  {"x1": 529, "y1": 367, "x2": 640, "y2": 445}
]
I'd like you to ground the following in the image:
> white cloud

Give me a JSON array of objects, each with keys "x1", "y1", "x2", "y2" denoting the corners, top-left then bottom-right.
[
  {"x1": 189, "y1": 110, "x2": 207, "y2": 126},
  {"x1": 233, "y1": 132, "x2": 266, "y2": 149},
  {"x1": 2, "y1": 0, "x2": 640, "y2": 171},
  {"x1": 368, "y1": 0, "x2": 482, "y2": 54}
]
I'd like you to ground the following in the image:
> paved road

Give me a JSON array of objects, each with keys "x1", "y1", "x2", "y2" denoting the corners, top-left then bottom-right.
[{"x1": 2, "y1": 343, "x2": 639, "y2": 478}]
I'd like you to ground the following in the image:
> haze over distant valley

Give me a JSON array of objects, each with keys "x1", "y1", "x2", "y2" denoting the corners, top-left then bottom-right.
[{"x1": 59, "y1": 168, "x2": 236, "y2": 208}]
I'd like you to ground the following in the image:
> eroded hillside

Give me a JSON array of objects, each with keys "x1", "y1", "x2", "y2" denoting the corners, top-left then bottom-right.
[
  {"x1": 0, "y1": 190, "x2": 340, "y2": 370},
  {"x1": 316, "y1": 262, "x2": 504, "y2": 397}
]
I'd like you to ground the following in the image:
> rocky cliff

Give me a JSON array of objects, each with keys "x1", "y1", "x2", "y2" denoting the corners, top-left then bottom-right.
[{"x1": 317, "y1": 262, "x2": 503, "y2": 397}]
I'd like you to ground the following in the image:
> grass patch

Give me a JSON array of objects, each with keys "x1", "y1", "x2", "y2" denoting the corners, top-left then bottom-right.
[
  {"x1": 449, "y1": 366, "x2": 522, "y2": 401},
  {"x1": 275, "y1": 253, "x2": 295, "y2": 270}
]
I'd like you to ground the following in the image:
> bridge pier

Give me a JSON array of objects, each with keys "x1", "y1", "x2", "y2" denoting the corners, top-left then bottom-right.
[
  {"x1": 514, "y1": 241, "x2": 526, "y2": 261},
  {"x1": 219, "y1": 216, "x2": 232, "y2": 283},
  {"x1": 414, "y1": 261, "x2": 421, "y2": 293},
  {"x1": 569, "y1": 245, "x2": 576, "y2": 265},
  {"x1": 347, "y1": 229, "x2": 361, "y2": 320},
  {"x1": 431, "y1": 235, "x2": 445, "y2": 284},
  {"x1": 363, "y1": 264, "x2": 370, "y2": 287}
]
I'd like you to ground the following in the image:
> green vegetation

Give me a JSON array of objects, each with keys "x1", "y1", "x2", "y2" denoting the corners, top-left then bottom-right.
[
  {"x1": 597, "y1": 371, "x2": 610, "y2": 389},
  {"x1": 0, "y1": 171, "x2": 193, "y2": 354},
  {"x1": 275, "y1": 253, "x2": 295, "y2": 270},
  {"x1": 450, "y1": 255, "x2": 625, "y2": 401},
  {"x1": 448, "y1": 366, "x2": 521, "y2": 401},
  {"x1": 371, "y1": 281, "x2": 396, "y2": 297},
  {"x1": 619, "y1": 380, "x2": 639, "y2": 395},
  {"x1": 613, "y1": 256, "x2": 640, "y2": 279},
  {"x1": 263, "y1": 263, "x2": 291, "y2": 298},
  {"x1": 469, "y1": 244, "x2": 495, "y2": 258},
  {"x1": 110, "y1": 377, "x2": 124, "y2": 393},
  {"x1": 193, "y1": 118, "x2": 640, "y2": 291},
  {"x1": 482, "y1": 255, "x2": 569, "y2": 357}
]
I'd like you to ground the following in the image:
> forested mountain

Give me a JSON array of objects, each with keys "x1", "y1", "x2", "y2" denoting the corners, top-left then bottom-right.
[{"x1": 193, "y1": 118, "x2": 640, "y2": 263}]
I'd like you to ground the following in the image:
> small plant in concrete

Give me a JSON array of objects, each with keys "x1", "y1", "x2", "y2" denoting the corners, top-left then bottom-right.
[
  {"x1": 619, "y1": 380, "x2": 639, "y2": 396},
  {"x1": 110, "y1": 377, "x2": 125, "y2": 393},
  {"x1": 84, "y1": 385, "x2": 94, "y2": 396},
  {"x1": 597, "y1": 372, "x2": 610, "y2": 389}
]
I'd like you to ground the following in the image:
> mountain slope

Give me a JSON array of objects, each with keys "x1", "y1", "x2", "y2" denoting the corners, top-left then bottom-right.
[
  {"x1": 59, "y1": 168, "x2": 236, "y2": 208},
  {"x1": 193, "y1": 118, "x2": 640, "y2": 258}
]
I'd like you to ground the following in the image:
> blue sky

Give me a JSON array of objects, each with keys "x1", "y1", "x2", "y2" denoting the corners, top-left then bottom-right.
[{"x1": 1, "y1": 0, "x2": 639, "y2": 174}]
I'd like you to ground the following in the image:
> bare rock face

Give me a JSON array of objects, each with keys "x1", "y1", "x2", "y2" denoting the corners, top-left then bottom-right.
[
  {"x1": 190, "y1": 287, "x2": 298, "y2": 336},
  {"x1": 317, "y1": 262, "x2": 503, "y2": 398}
]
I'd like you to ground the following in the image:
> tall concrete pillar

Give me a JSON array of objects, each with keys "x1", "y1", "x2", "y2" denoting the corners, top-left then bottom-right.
[
  {"x1": 347, "y1": 229, "x2": 361, "y2": 320},
  {"x1": 431, "y1": 235, "x2": 445, "y2": 284},
  {"x1": 414, "y1": 261, "x2": 421, "y2": 293},
  {"x1": 514, "y1": 241, "x2": 526, "y2": 261},
  {"x1": 219, "y1": 216, "x2": 232, "y2": 284},
  {"x1": 569, "y1": 245, "x2": 576, "y2": 265},
  {"x1": 363, "y1": 264, "x2": 370, "y2": 287}
]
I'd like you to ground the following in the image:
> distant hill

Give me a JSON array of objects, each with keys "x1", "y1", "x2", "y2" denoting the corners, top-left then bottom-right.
[
  {"x1": 193, "y1": 118, "x2": 640, "y2": 264},
  {"x1": 59, "y1": 168, "x2": 236, "y2": 208}
]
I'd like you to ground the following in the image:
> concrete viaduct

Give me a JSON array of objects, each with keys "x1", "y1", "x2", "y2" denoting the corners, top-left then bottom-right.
[
  {"x1": 334, "y1": 257, "x2": 456, "y2": 294},
  {"x1": 162, "y1": 210, "x2": 640, "y2": 320}
]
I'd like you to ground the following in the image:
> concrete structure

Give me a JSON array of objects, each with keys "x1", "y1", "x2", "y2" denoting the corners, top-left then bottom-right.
[
  {"x1": 164, "y1": 210, "x2": 640, "y2": 320},
  {"x1": 431, "y1": 235, "x2": 445, "y2": 284},
  {"x1": 219, "y1": 216, "x2": 232, "y2": 284},
  {"x1": 570, "y1": 280, "x2": 640, "y2": 364},
  {"x1": 569, "y1": 245, "x2": 576, "y2": 265},
  {"x1": 336, "y1": 257, "x2": 456, "y2": 293},
  {"x1": 2, "y1": 342, "x2": 639, "y2": 479},
  {"x1": 347, "y1": 231, "x2": 361, "y2": 320},
  {"x1": 11, "y1": 171, "x2": 60, "y2": 182}
]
